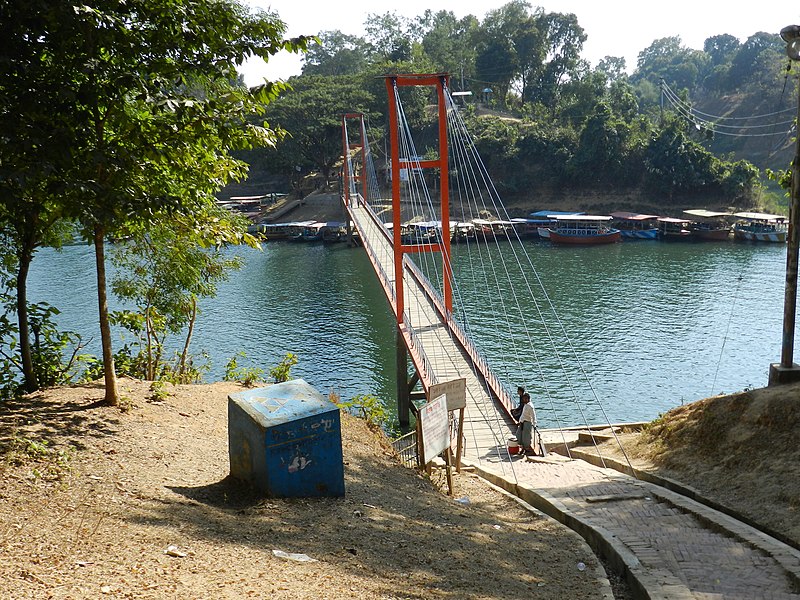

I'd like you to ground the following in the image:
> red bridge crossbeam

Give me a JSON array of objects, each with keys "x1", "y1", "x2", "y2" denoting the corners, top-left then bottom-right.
[{"x1": 350, "y1": 199, "x2": 515, "y2": 420}]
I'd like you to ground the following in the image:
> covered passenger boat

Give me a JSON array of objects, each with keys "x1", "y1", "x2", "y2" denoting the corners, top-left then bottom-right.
[
  {"x1": 732, "y1": 212, "x2": 788, "y2": 243},
  {"x1": 609, "y1": 212, "x2": 660, "y2": 240},
  {"x1": 683, "y1": 209, "x2": 732, "y2": 241},
  {"x1": 547, "y1": 215, "x2": 621, "y2": 245}
]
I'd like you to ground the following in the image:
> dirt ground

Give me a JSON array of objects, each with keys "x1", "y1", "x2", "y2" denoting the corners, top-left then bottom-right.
[{"x1": 0, "y1": 378, "x2": 609, "y2": 600}]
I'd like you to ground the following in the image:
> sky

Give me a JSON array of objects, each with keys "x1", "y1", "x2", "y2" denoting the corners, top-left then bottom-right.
[{"x1": 240, "y1": 0, "x2": 799, "y2": 86}]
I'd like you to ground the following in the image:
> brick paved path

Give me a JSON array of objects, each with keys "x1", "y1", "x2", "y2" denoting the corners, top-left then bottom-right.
[{"x1": 472, "y1": 454, "x2": 800, "y2": 599}]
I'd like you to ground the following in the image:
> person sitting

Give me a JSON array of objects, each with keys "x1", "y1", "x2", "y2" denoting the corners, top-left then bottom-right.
[
  {"x1": 515, "y1": 392, "x2": 537, "y2": 455},
  {"x1": 511, "y1": 385, "x2": 525, "y2": 420}
]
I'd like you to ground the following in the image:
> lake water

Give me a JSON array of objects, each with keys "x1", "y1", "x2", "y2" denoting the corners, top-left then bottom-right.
[{"x1": 27, "y1": 238, "x2": 794, "y2": 429}]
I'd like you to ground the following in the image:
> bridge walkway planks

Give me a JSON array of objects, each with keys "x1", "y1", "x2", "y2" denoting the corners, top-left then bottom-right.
[{"x1": 347, "y1": 203, "x2": 515, "y2": 465}]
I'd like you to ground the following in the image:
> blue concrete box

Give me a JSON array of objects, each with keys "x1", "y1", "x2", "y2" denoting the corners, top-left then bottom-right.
[{"x1": 228, "y1": 379, "x2": 345, "y2": 497}]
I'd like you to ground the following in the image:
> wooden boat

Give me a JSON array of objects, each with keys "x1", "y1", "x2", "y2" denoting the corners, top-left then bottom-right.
[
  {"x1": 471, "y1": 218, "x2": 514, "y2": 241},
  {"x1": 401, "y1": 221, "x2": 439, "y2": 245},
  {"x1": 451, "y1": 222, "x2": 477, "y2": 244},
  {"x1": 262, "y1": 221, "x2": 315, "y2": 241},
  {"x1": 610, "y1": 212, "x2": 659, "y2": 240},
  {"x1": 321, "y1": 222, "x2": 347, "y2": 244},
  {"x1": 529, "y1": 211, "x2": 585, "y2": 240},
  {"x1": 300, "y1": 222, "x2": 326, "y2": 242},
  {"x1": 547, "y1": 215, "x2": 621, "y2": 245},
  {"x1": 683, "y1": 209, "x2": 731, "y2": 241},
  {"x1": 657, "y1": 217, "x2": 692, "y2": 241},
  {"x1": 510, "y1": 218, "x2": 540, "y2": 239},
  {"x1": 732, "y1": 212, "x2": 788, "y2": 243}
]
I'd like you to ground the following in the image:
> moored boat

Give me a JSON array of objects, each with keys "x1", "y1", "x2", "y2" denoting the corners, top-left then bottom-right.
[
  {"x1": 657, "y1": 217, "x2": 692, "y2": 241},
  {"x1": 262, "y1": 220, "x2": 315, "y2": 241},
  {"x1": 732, "y1": 212, "x2": 788, "y2": 243},
  {"x1": 401, "y1": 221, "x2": 440, "y2": 245},
  {"x1": 510, "y1": 218, "x2": 540, "y2": 239},
  {"x1": 471, "y1": 218, "x2": 514, "y2": 241},
  {"x1": 547, "y1": 215, "x2": 621, "y2": 245},
  {"x1": 452, "y1": 222, "x2": 477, "y2": 243},
  {"x1": 610, "y1": 212, "x2": 659, "y2": 240},
  {"x1": 299, "y1": 222, "x2": 326, "y2": 242},
  {"x1": 529, "y1": 211, "x2": 585, "y2": 240},
  {"x1": 321, "y1": 221, "x2": 347, "y2": 244},
  {"x1": 683, "y1": 209, "x2": 732, "y2": 241}
]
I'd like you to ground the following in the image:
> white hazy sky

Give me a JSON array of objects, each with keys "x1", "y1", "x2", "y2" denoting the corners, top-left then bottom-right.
[{"x1": 240, "y1": 1, "x2": 799, "y2": 85}]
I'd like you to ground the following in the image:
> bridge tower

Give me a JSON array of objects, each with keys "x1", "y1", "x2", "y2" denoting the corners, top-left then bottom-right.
[
  {"x1": 385, "y1": 74, "x2": 454, "y2": 426},
  {"x1": 341, "y1": 113, "x2": 368, "y2": 244}
]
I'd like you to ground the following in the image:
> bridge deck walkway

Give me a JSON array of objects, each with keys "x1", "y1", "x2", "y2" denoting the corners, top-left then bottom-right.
[{"x1": 348, "y1": 203, "x2": 514, "y2": 463}]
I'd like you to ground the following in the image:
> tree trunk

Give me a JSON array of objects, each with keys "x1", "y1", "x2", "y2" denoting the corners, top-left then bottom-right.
[
  {"x1": 178, "y1": 297, "x2": 197, "y2": 380},
  {"x1": 16, "y1": 233, "x2": 37, "y2": 392},
  {"x1": 93, "y1": 224, "x2": 119, "y2": 405}
]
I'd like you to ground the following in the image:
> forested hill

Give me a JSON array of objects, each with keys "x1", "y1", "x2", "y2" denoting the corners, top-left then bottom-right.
[
  {"x1": 692, "y1": 90, "x2": 795, "y2": 174},
  {"x1": 243, "y1": 3, "x2": 799, "y2": 213}
]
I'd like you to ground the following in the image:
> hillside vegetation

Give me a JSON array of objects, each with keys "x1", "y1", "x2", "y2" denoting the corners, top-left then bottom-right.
[{"x1": 244, "y1": 3, "x2": 799, "y2": 215}]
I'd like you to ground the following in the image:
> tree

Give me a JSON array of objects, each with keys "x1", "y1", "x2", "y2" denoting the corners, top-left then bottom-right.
[
  {"x1": 364, "y1": 12, "x2": 414, "y2": 62},
  {"x1": 704, "y1": 34, "x2": 741, "y2": 67},
  {"x1": 111, "y1": 207, "x2": 250, "y2": 382},
  {"x1": 596, "y1": 56, "x2": 627, "y2": 83},
  {"x1": 264, "y1": 75, "x2": 376, "y2": 185},
  {"x1": 728, "y1": 32, "x2": 784, "y2": 89},
  {"x1": 0, "y1": 1, "x2": 86, "y2": 392},
  {"x1": 567, "y1": 102, "x2": 635, "y2": 184},
  {"x1": 475, "y1": 0, "x2": 534, "y2": 106},
  {"x1": 0, "y1": 0, "x2": 309, "y2": 404},
  {"x1": 633, "y1": 36, "x2": 707, "y2": 91},
  {"x1": 417, "y1": 10, "x2": 480, "y2": 92},
  {"x1": 302, "y1": 30, "x2": 372, "y2": 76},
  {"x1": 533, "y1": 11, "x2": 587, "y2": 109}
]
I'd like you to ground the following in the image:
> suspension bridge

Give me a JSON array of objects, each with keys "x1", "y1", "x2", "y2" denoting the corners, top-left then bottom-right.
[{"x1": 336, "y1": 73, "x2": 800, "y2": 599}]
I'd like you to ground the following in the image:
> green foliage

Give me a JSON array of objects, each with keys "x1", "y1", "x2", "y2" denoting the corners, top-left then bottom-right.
[
  {"x1": 3, "y1": 433, "x2": 73, "y2": 481},
  {"x1": 337, "y1": 394, "x2": 388, "y2": 429},
  {"x1": 0, "y1": 293, "x2": 86, "y2": 399},
  {"x1": 269, "y1": 352, "x2": 298, "y2": 383},
  {"x1": 224, "y1": 351, "x2": 265, "y2": 387},
  {"x1": 149, "y1": 380, "x2": 170, "y2": 402},
  {"x1": 256, "y1": 3, "x2": 773, "y2": 206},
  {"x1": 0, "y1": 0, "x2": 310, "y2": 403},
  {"x1": 110, "y1": 213, "x2": 248, "y2": 383},
  {"x1": 262, "y1": 75, "x2": 377, "y2": 185}
]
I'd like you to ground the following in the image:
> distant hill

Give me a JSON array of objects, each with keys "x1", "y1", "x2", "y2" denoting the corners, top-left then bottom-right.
[{"x1": 693, "y1": 90, "x2": 795, "y2": 174}]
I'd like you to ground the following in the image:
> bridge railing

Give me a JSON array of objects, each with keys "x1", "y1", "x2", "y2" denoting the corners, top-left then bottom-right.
[
  {"x1": 404, "y1": 257, "x2": 515, "y2": 417},
  {"x1": 347, "y1": 198, "x2": 514, "y2": 416},
  {"x1": 347, "y1": 203, "x2": 396, "y2": 306},
  {"x1": 402, "y1": 308, "x2": 438, "y2": 386},
  {"x1": 346, "y1": 200, "x2": 439, "y2": 388}
]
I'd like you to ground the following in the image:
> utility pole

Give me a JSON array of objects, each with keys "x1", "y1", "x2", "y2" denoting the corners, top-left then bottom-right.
[{"x1": 769, "y1": 25, "x2": 800, "y2": 385}]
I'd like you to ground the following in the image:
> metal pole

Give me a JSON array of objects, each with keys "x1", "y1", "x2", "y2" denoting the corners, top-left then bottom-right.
[
  {"x1": 396, "y1": 328, "x2": 410, "y2": 428},
  {"x1": 780, "y1": 76, "x2": 800, "y2": 368}
]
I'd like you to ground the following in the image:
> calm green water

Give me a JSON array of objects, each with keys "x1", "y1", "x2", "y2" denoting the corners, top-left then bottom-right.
[{"x1": 27, "y1": 239, "x2": 793, "y2": 428}]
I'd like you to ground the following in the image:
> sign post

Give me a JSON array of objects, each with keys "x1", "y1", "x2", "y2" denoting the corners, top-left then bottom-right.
[
  {"x1": 418, "y1": 393, "x2": 453, "y2": 494},
  {"x1": 429, "y1": 378, "x2": 466, "y2": 472}
]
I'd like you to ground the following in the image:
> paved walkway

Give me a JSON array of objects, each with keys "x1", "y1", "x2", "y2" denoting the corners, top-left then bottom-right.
[{"x1": 468, "y1": 452, "x2": 800, "y2": 599}]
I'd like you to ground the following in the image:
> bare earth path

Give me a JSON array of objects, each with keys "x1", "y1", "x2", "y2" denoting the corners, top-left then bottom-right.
[{"x1": 0, "y1": 378, "x2": 609, "y2": 599}]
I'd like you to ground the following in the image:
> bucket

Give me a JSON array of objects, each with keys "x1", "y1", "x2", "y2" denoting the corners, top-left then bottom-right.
[{"x1": 507, "y1": 438, "x2": 520, "y2": 455}]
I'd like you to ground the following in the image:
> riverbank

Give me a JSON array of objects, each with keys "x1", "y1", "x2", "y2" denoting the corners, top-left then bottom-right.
[{"x1": 0, "y1": 378, "x2": 609, "y2": 599}]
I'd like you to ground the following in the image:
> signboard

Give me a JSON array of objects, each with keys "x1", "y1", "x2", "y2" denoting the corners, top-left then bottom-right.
[
  {"x1": 429, "y1": 378, "x2": 466, "y2": 411},
  {"x1": 420, "y1": 394, "x2": 450, "y2": 464}
]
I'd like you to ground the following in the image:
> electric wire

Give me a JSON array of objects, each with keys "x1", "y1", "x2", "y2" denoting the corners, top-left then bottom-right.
[{"x1": 348, "y1": 80, "x2": 638, "y2": 474}]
